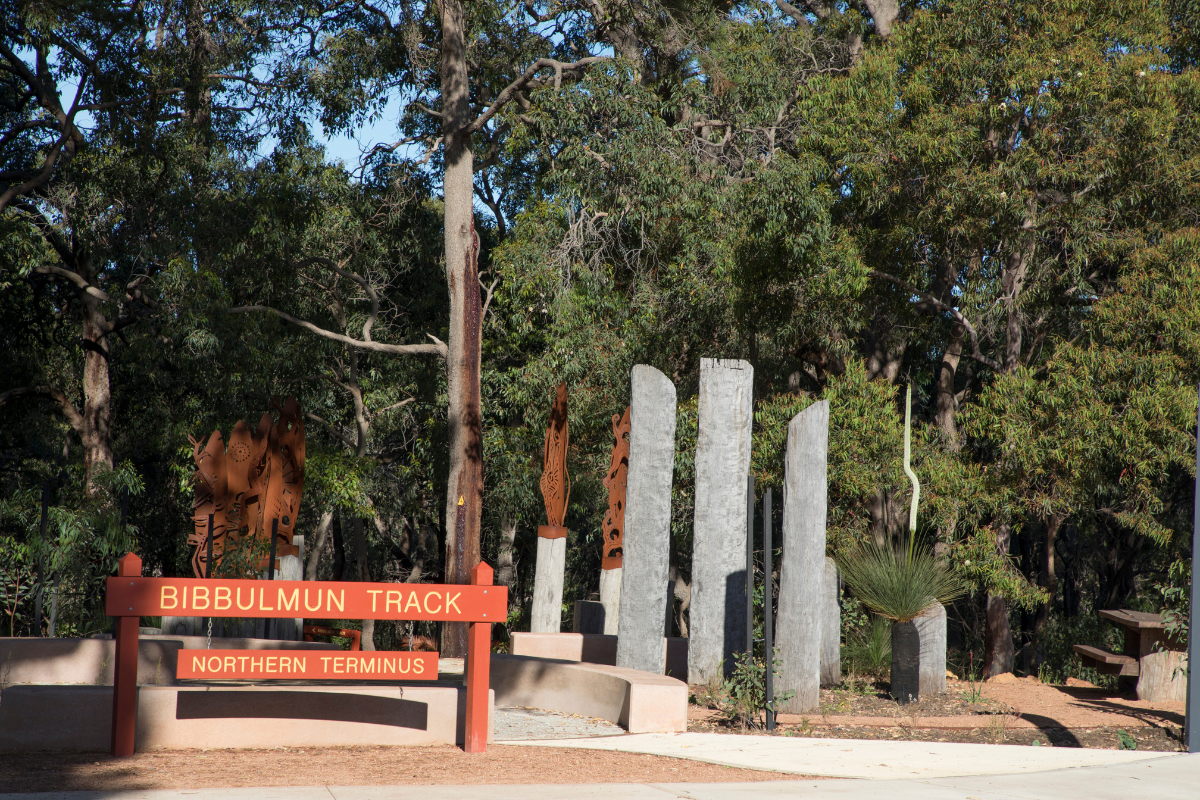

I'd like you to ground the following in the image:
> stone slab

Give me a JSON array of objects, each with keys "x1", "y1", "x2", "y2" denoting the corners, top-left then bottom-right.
[
  {"x1": 616, "y1": 366, "x2": 676, "y2": 675},
  {"x1": 573, "y1": 600, "x2": 606, "y2": 635},
  {"x1": 0, "y1": 683, "x2": 492, "y2": 751},
  {"x1": 531, "y1": 535, "x2": 567, "y2": 633},
  {"x1": 821, "y1": 557, "x2": 840, "y2": 686},
  {"x1": 776, "y1": 400, "x2": 829, "y2": 712},
  {"x1": 916, "y1": 602, "x2": 947, "y2": 697},
  {"x1": 689, "y1": 358, "x2": 753, "y2": 684},
  {"x1": 599, "y1": 567, "x2": 622, "y2": 636}
]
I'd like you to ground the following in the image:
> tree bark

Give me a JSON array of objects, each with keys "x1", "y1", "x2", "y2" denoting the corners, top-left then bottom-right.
[
  {"x1": 496, "y1": 514, "x2": 518, "y2": 589},
  {"x1": 352, "y1": 516, "x2": 375, "y2": 650},
  {"x1": 1032, "y1": 512, "x2": 1063, "y2": 670},
  {"x1": 935, "y1": 323, "x2": 963, "y2": 450},
  {"x1": 438, "y1": 0, "x2": 484, "y2": 658},
  {"x1": 331, "y1": 512, "x2": 345, "y2": 582},
  {"x1": 984, "y1": 523, "x2": 1015, "y2": 677},
  {"x1": 305, "y1": 509, "x2": 334, "y2": 581}
]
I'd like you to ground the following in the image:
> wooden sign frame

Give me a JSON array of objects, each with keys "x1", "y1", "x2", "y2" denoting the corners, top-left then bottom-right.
[{"x1": 105, "y1": 553, "x2": 502, "y2": 757}]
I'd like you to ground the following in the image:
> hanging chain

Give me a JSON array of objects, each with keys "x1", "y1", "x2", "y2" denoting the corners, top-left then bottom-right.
[{"x1": 207, "y1": 617, "x2": 212, "y2": 650}]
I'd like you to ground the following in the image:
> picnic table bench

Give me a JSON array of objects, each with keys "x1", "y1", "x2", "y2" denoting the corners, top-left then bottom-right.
[{"x1": 1072, "y1": 609, "x2": 1186, "y2": 702}]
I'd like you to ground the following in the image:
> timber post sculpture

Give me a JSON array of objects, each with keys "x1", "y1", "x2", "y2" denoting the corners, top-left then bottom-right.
[
  {"x1": 172, "y1": 397, "x2": 307, "y2": 638},
  {"x1": 531, "y1": 383, "x2": 570, "y2": 632},
  {"x1": 599, "y1": 407, "x2": 630, "y2": 635}
]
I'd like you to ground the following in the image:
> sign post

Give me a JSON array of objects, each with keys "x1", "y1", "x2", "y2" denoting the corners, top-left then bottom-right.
[
  {"x1": 105, "y1": 555, "x2": 506, "y2": 756},
  {"x1": 110, "y1": 553, "x2": 142, "y2": 757}
]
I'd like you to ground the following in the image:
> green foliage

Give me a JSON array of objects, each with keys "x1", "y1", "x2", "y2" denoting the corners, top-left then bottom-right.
[
  {"x1": 697, "y1": 649, "x2": 796, "y2": 731},
  {"x1": 844, "y1": 614, "x2": 892, "y2": 678},
  {"x1": 838, "y1": 544, "x2": 966, "y2": 623}
]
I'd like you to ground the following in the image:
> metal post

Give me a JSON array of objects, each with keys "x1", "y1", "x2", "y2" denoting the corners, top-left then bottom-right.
[
  {"x1": 1187, "y1": 386, "x2": 1200, "y2": 753},
  {"x1": 746, "y1": 473, "x2": 755, "y2": 656},
  {"x1": 464, "y1": 561, "x2": 494, "y2": 752},
  {"x1": 35, "y1": 483, "x2": 48, "y2": 636},
  {"x1": 205, "y1": 514, "x2": 214, "y2": 579},
  {"x1": 764, "y1": 488, "x2": 775, "y2": 731},
  {"x1": 268, "y1": 518, "x2": 278, "y2": 639}
]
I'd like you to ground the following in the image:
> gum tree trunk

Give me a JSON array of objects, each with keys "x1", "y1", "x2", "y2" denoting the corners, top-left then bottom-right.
[{"x1": 438, "y1": 0, "x2": 484, "y2": 658}]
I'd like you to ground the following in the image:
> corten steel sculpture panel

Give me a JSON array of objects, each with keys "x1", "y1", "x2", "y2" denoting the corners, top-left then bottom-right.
[
  {"x1": 601, "y1": 406, "x2": 630, "y2": 569},
  {"x1": 186, "y1": 397, "x2": 306, "y2": 578},
  {"x1": 538, "y1": 383, "x2": 570, "y2": 540}
]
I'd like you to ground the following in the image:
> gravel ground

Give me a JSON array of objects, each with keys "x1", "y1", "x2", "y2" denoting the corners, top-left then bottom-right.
[{"x1": 494, "y1": 707, "x2": 625, "y2": 740}]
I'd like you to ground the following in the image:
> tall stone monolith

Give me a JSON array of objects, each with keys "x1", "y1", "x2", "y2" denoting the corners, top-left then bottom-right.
[
  {"x1": 689, "y1": 358, "x2": 753, "y2": 683},
  {"x1": 821, "y1": 556, "x2": 841, "y2": 686},
  {"x1": 616, "y1": 365, "x2": 676, "y2": 675},
  {"x1": 776, "y1": 400, "x2": 829, "y2": 712},
  {"x1": 531, "y1": 535, "x2": 567, "y2": 632},
  {"x1": 916, "y1": 602, "x2": 947, "y2": 696}
]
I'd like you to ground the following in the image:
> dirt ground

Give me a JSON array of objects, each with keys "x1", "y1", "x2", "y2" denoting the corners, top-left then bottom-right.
[
  {"x1": 0, "y1": 746, "x2": 813, "y2": 792},
  {"x1": 689, "y1": 673, "x2": 1187, "y2": 752}
]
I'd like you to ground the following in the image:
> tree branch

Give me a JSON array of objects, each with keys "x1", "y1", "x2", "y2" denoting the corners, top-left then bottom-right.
[
  {"x1": 868, "y1": 270, "x2": 1003, "y2": 372},
  {"x1": 466, "y1": 57, "x2": 604, "y2": 135},
  {"x1": 0, "y1": 385, "x2": 84, "y2": 434},
  {"x1": 228, "y1": 305, "x2": 447, "y2": 357}
]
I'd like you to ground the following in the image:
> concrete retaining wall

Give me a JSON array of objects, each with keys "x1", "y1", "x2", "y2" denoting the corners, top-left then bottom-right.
[
  {"x1": 0, "y1": 684, "x2": 490, "y2": 751},
  {"x1": 0, "y1": 636, "x2": 336, "y2": 686},
  {"x1": 490, "y1": 654, "x2": 686, "y2": 733}
]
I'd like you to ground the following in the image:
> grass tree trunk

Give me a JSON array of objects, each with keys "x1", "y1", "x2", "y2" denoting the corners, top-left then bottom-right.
[
  {"x1": 438, "y1": 0, "x2": 484, "y2": 659},
  {"x1": 890, "y1": 620, "x2": 920, "y2": 704}
]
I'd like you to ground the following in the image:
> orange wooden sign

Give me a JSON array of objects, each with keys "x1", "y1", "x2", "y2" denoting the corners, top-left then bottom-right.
[
  {"x1": 176, "y1": 649, "x2": 437, "y2": 680},
  {"x1": 106, "y1": 577, "x2": 506, "y2": 621}
]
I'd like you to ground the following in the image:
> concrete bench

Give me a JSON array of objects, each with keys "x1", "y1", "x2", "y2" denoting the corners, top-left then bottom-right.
[
  {"x1": 508, "y1": 632, "x2": 689, "y2": 680},
  {"x1": 490, "y1": 653, "x2": 687, "y2": 733}
]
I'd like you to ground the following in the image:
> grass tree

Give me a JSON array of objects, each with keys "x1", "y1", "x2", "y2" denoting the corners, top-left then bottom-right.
[{"x1": 837, "y1": 384, "x2": 964, "y2": 703}]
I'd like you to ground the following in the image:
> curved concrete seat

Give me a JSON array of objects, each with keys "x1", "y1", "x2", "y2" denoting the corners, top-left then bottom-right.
[{"x1": 490, "y1": 653, "x2": 687, "y2": 733}]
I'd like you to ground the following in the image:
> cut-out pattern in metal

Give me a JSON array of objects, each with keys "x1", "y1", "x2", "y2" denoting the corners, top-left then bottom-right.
[
  {"x1": 538, "y1": 383, "x2": 570, "y2": 540},
  {"x1": 601, "y1": 406, "x2": 630, "y2": 569},
  {"x1": 186, "y1": 397, "x2": 306, "y2": 578}
]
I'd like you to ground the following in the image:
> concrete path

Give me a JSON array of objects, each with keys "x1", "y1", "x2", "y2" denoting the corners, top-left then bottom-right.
[
  {"x1": 506, "y1": 731, "x2": 1173, "y2": 779},
  {"x1": 3, "y1": 756, "x2": 1199, "y2": 800}
]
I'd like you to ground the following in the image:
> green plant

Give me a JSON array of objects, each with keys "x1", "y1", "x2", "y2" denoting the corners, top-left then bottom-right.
[
  {"x1": 964, "y1": 651, "x2": 984, "y2": 704},
  {"x1": 844, "y1": 614, "x2": 892, "y2": 677},
  {"x1": 837, "y1": 544, "x2": 965, "y2": 623},
  {"x1": 835, "y1": 387, "x2": 966, "y2": 623},
  {"x1": 716, "y1": 650, "x2": 796, "y2": 731},
  {"x1": 1117, "y1": 729, "x2": 1137, "y2": 750}
]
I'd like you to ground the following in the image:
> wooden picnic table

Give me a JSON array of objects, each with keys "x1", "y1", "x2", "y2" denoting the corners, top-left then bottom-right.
[{"x1": 1072, "y1": 609, "x2": 1185, "y2": 702}]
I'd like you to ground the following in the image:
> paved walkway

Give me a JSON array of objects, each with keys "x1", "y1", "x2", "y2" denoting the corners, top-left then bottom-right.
[
  {"x1": 506, "y1": 731, "x2": 1174, "y2": 779},
  {"x1": 2, "y1": 755, "x2": 1198, "y2": 800}
]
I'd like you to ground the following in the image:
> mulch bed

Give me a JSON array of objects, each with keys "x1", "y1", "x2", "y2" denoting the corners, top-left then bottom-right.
[
  {"x1": 688, "y1": 676, "x2": 1187, "y2": 751},
  {"x1": 0, "y1": 745, "x2": 814, "y2": 792}
]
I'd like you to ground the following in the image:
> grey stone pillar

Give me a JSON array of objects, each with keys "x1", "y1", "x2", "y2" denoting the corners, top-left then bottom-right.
[
  {"x1": 776, "y1": 400, "x2": 829, "y2": 712},
  {"x1": 531, "y1": 536, "x2": 567, "y2": 632},
  {"x1": 688, "y1": 358, "x2": 753, "y2": 684},
  {"x1": 599, "y1": 567, "x2": 622, "y2": 636},
  {"x1": 916, "y1": 602, "x2": 947, "y2": 696},
  {"x1": 821, "y1": 557, "x2": 841, "y2": 686},
  {"x1": 275, "y1": 550, "x2": 303, "y2": 641},
  {"x1": 616, "y1": 365, "x2": 676, "y2": 675}
]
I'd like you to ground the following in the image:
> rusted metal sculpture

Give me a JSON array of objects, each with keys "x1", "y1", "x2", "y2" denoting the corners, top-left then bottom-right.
[
  {"x1": 186, "y1": 397, "x2": 306, "y2": 578},
  {"x1": 601, "y1": 406, "x2": 630, "y2": 569},
  {"x1": 538, "y1": 383, "x2": 570, "y2": 539}
]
